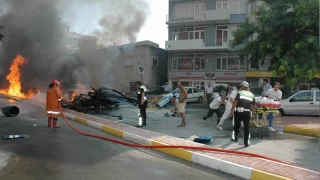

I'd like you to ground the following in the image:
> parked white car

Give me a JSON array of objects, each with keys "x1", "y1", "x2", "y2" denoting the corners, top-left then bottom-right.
[
  {"x1": 280, "y1": 90, "x2": 320, "y2": 116},
  {"x1": 164, "y1": 87, "x2": 205, "y2": 103}
]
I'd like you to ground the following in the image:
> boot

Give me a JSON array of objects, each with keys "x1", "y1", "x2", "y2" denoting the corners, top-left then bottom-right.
[
  {"x1": 53, "y1": 119, "x2": 60, "y2": 128},
  {"x1": 48, "y1": 117, "x2": 52, "y2": 127},
  {"x1": 231, "y1": 130, "x2": 238, "y2": 142}
]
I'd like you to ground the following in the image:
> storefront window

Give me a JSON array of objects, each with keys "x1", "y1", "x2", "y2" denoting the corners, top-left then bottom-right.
[{"x1": 172, "y1": 53, "x2": 205, "y2": 70}]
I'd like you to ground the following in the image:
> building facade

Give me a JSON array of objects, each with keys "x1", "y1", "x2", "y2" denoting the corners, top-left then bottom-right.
[
  {"x1": 94, "y1": 41, "x2": 168, "y2": 93},
  {"x1": 64, "y1": 31, "x2": 97, "y2": 54},
  {"x1": 166, "y1": 0, "x2": 272, "y2": 91}
]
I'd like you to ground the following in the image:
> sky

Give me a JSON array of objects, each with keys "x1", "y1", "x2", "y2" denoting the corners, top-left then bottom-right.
[
  {"x1": 136, "y1": 0, "x2": 168, "y2": 48},
  {"x1": 65, "y1": 0, "x2": 168, "y2": 49},
  {"x1": 0, "y1": 0, "x2": 168, "y2": 49}
]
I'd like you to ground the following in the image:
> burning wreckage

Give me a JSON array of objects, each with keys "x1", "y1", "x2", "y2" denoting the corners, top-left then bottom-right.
[{"x1": 61, "y1": 86, "x2": 138, "y2": 114}]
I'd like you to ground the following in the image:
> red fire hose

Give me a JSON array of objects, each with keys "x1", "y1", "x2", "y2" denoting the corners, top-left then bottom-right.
[{"x1": 59, "y1": 106, "x2": 302, "y2": 169}]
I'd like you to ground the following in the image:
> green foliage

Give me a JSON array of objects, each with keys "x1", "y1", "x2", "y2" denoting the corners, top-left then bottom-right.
[{"x1": 232, "y1": 0, "x2": 320, "y2": 88}]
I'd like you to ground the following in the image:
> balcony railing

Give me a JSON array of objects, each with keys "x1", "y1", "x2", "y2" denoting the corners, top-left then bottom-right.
[{"x1": 166, "y1": 9, "x2": 231, "y2": 24}]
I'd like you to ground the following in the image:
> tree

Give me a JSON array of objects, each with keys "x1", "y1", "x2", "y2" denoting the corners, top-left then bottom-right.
[{"x1": 232, "y1": 0, "x2": 319, "y2": 88}]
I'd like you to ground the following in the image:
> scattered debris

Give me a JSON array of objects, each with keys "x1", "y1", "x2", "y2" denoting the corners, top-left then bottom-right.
[
  {"x1": 3, "y1": 135, "x2": 30, "y2": 140},
  {"x1": 112, "y1": 115, "x2": 123, "y2": 120}
]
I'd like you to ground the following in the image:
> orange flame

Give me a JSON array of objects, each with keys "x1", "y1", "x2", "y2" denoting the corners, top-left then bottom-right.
[
  {"x1": 71, "y1": 90, "x2": 77, "y2": 101},
  {"x1": 0, "y1": 55, "x2": 40, "y2": 98}
]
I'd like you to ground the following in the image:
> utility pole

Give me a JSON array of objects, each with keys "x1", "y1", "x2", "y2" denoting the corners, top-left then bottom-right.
[{"x1": 137, "y1": 62, "x2": 144, "y2": 84}]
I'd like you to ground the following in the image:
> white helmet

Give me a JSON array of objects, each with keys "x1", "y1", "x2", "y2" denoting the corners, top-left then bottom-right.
[{"x1": 241, "y1": 81, "x2": 249, "y2": 88}]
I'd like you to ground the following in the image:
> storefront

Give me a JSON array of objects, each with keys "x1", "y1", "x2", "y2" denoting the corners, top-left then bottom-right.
[{"x1": 168, "y1": 71, "x2": 246, "y2": 91}]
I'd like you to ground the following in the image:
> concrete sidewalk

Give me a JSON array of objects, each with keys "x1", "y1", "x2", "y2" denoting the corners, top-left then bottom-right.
[{"x1": 63, "y1": 109, "x2": 320, "y2": 180}]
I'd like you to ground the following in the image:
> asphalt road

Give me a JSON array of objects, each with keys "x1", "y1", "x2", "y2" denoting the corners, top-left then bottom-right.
[{"x1": 0, "y1": 97, "x2": 241, "y2": 180}]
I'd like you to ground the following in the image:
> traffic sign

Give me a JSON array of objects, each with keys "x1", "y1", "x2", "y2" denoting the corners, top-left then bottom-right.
[{"x1": 138, "y1": 65, "x2": 144, "y2": 75}]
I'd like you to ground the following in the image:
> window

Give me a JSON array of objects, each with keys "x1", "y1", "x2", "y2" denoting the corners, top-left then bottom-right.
[
  {"x1": 192, "y1": 88, "x2": 199, "y2": 93},
  {"x1": 173, "y1": 1, "x2": 206, "y2": 19},
  {"x1": 172, "y1": 53, "x2": 205, "y2": 70},
  {"x1": 316, "y1": 92, "x2": 320, "y2": 101},
  {"x1": 216, "y1": 53, "x2": 244, "y2": 71},
  {"x1": 291, "y1": 92, "x2": 313, "y2": 102},
  {"x1": 172, "y1": 26, "x2": 205, "y2": 41},
  {"x1": 187, "y1": 88, "x2": 193, "y2": 94},
  {"x1": 217, "y1": 0, "x2": 228, "y2": 10},
  {"x1": 152, "y1": 57, "x2": 158, "y2": 66},
  {"x1": 251, "y1": 0, "x2": 260, "y2": 12},
  {"x1": 216, "y1": 26, "x2": 229, "y2": 46},
  {"x1": 237, "y1": 25, "x2": 243, "y2": 29}
]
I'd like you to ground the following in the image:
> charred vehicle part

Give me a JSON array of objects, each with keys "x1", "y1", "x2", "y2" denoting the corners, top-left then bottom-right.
[{"x1": 61, "y1": 86, "x2": 137, "y2": 119}]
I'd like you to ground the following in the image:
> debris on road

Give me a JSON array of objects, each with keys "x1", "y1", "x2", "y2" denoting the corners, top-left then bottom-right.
[{"x1": 3, "y1": 134, "x2": 29, "y2": 140}]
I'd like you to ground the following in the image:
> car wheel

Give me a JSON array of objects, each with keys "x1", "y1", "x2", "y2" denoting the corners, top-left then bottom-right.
[
  {"x1": 219, "y1": 89, "x2": 228, "y2": 97},
  {"x1": 279, "y1": 109, "x2": 285, "y2": 116},
  {"x1": 198, "y1": 96, "x2": 203, "y2": 103}
]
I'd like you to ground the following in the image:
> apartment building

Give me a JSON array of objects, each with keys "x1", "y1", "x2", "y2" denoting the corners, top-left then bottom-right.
[{"x1": 165, "y1": 0, "x2": 272, "y2": 91}]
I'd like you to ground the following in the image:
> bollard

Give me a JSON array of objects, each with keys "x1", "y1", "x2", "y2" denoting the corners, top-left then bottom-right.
[{"x1": 1, "y1": 106, "x2": 20, "y2": 117}]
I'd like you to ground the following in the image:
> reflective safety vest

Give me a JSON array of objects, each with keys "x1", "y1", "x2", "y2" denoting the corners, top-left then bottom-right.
[
  {"x1": 236, "y1": 90, "x2": 255, "y2": 111},
  {"x1": 137, "y1": 85, "x2": 147, "y2": 100},
  {"x1": 238, "y1": 90, "x2": 254, "y2": 101}
]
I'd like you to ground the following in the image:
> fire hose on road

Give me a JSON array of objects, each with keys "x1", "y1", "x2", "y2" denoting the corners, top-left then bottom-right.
[
  {"x1": 0, "y1": 104, "x2": 304, "y2": 169},
  {"x1": 56, "y1": 106, "x2": 303, "y2": 169}
]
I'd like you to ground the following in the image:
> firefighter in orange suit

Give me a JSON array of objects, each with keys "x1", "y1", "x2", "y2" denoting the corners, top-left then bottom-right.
[{"x1": 46, "y1": 79, "x2": 63, "y2": 128}]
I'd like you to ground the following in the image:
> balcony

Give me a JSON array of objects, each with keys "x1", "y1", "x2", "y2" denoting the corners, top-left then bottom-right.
[
  {"x1": 165, "y1": 38, "x2": 247, "y2": 52},
  {"x1": 166, "y1": 9, "x2": 231, "y2": 26},
  {"x1": 205, "y1": 9, "x2": 230, "y2": 22},
  {"x1": 165, "y1": 39, "x2": 230, "y2": 52}
]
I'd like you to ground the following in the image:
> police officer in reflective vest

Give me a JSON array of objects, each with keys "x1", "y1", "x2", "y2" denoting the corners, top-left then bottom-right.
[
  {"x1": 230, "y1": 81, "x2": 256, "y2": 147},
  {"x1": 136, "y1": 81, "x2": 148, "y2": 127}
]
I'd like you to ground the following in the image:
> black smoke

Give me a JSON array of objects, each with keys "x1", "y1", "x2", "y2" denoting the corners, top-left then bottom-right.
[{"x1": 0, "y1": 0, "x2": 149, "y2": 92}]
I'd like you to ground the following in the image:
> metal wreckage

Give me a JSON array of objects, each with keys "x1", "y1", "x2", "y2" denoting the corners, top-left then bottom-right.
[{"x1": 61, "y1": 85, "x2": 138, "y2": 119}]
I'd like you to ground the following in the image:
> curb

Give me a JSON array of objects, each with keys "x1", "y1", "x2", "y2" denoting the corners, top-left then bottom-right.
[
  {"x1": 249, "y1": 121, "x2": 320, "y2": 137},
  {"x1": 64, "y1": 112, "x2": 296, "y2": 180},
  {"x1": 284, "y1": 125, "x2": 320, "y2": 137}
]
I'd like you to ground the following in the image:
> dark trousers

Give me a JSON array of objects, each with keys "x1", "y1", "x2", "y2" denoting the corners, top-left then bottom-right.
[
  {"x1": 138, "y1": 100, "x2": 148, "y2": 126},
  {"x1": 206, "y1": 93, "x2": 212, "y2": 107},
  {"x1": 203, "y1": 108, "x2": 222, "y2": 124},
  {"x1": 233, "y1": 112, "x2": 250, "y2": 145}
]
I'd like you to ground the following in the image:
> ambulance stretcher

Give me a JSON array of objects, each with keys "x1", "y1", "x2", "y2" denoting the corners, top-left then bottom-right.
[{"x1": 250, "y1": 103, "x2": 281, "y2": 137}]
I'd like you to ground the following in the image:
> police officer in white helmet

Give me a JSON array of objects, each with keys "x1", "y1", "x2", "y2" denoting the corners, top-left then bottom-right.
[{"x1": 230, "y1": 81, "x2": 256, "y2": 147}]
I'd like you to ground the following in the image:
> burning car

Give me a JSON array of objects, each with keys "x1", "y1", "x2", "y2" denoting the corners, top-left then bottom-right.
[{"x1": 61, "y1": 86, "x2": 138, "y2": 113}]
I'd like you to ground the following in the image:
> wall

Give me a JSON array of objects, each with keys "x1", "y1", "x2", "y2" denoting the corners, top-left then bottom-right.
[{"x1": 205, "y1": 24, "x2": 216, "y2": 46}]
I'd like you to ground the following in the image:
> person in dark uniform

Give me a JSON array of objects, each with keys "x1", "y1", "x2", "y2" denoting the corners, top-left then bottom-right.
[
  {"x1": 136, "y1": 81, "x2": 148, "y2": 127},
  {"x1": 230, "y1": 81, "x2": 256, "y2": 147}
]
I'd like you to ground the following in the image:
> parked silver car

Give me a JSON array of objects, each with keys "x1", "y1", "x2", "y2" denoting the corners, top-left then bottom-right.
[{"x1": 280, "y1": 90, "x2": 320, "y2": 116}]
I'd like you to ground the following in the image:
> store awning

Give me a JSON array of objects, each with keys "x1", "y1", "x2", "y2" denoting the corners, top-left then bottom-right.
[
  {"x1": 245, "y1": 71, "x2": 276, "y2": 77},
  {"x1": 215, "y1": 79, "x2": 245, "y2": 83}
]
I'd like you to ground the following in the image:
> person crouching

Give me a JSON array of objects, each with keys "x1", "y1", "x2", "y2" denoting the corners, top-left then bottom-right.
[{"x1": 203, "y1": 94, "x2": 227, "y2": 124}]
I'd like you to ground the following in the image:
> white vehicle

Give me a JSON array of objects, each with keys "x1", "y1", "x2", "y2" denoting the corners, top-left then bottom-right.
[
  {"x1": 280, "y1": 90, "x2": 320, "y2": 116},
  {"x1": 165, "y1": 87, "x2": 205, "y2": 103}
]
